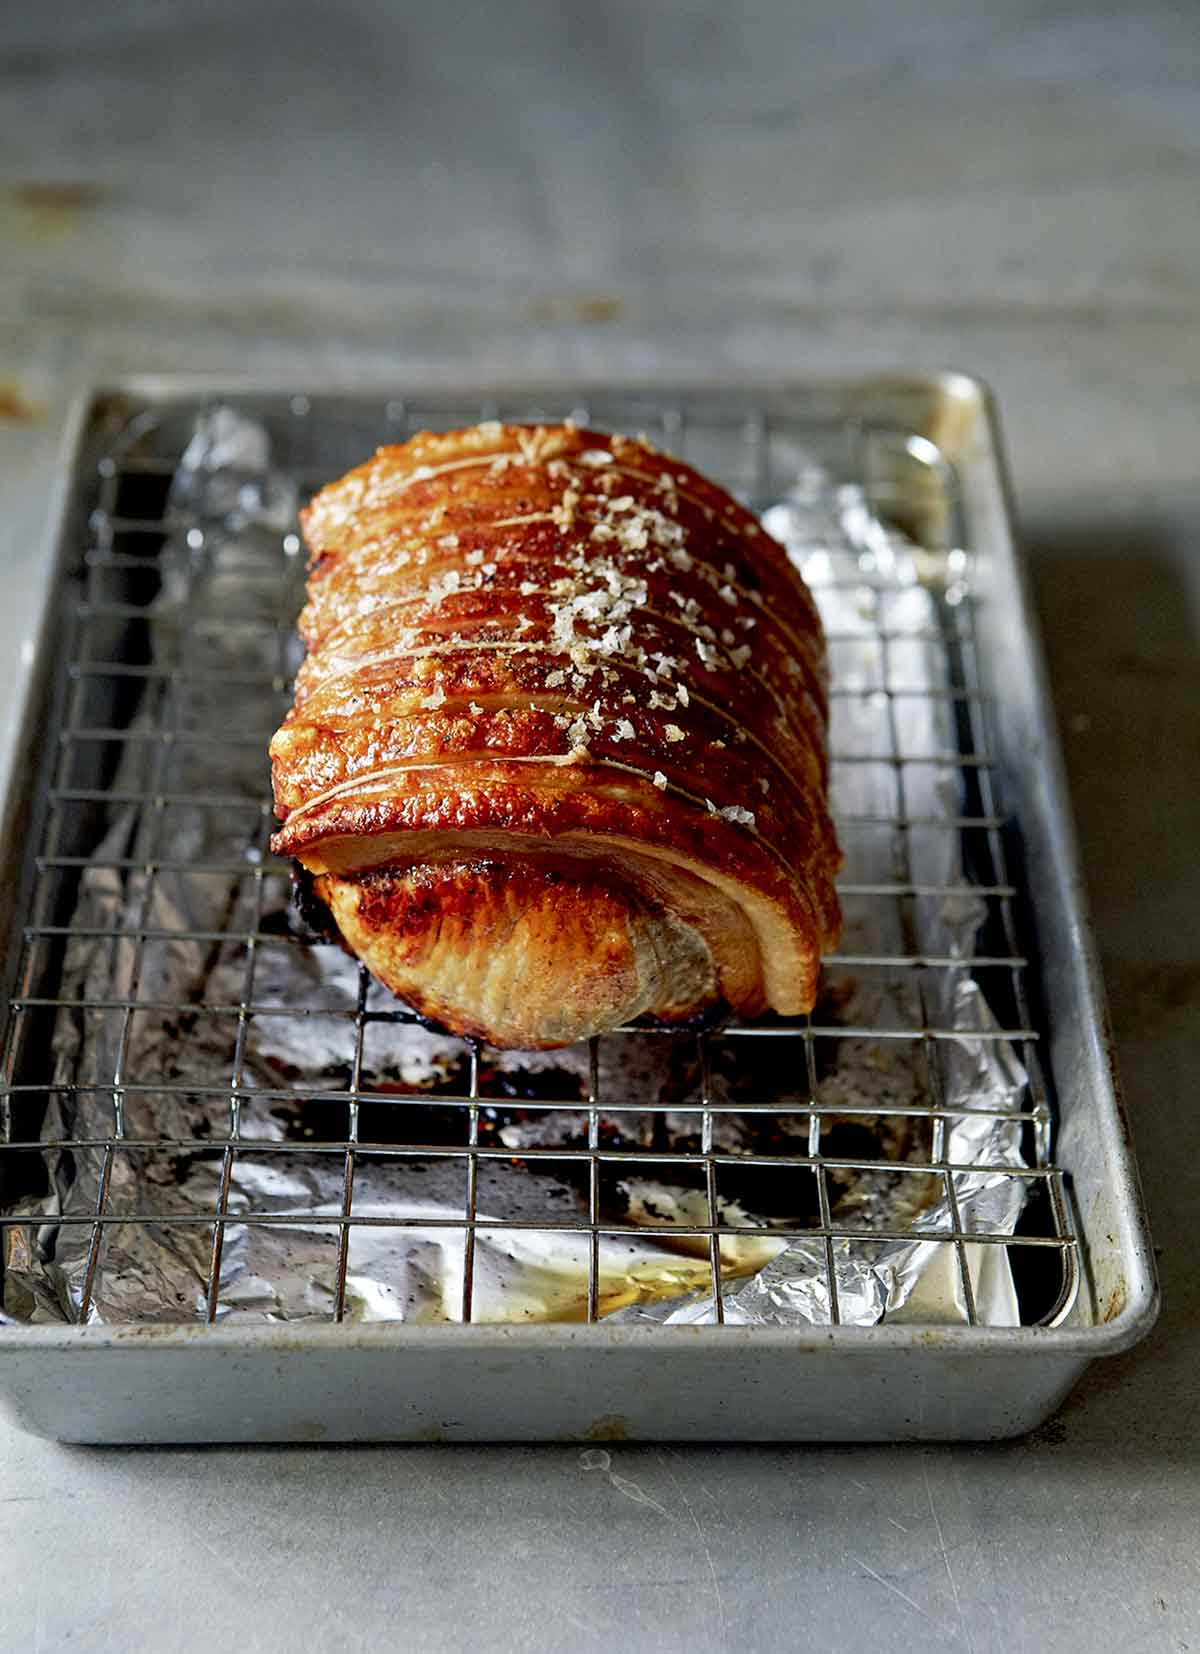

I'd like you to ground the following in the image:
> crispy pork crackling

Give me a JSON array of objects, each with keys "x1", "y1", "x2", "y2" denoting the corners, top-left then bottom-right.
[{"x1": 270, "y1": 423, "x2": 841, "y2": 1048}]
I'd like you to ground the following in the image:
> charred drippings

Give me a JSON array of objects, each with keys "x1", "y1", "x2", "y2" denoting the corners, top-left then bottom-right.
[
  {"x1": 259, "y1": 963, "x2": 931, "y2": 1231},
  {"x1": 289, "y1": 863, "x2": 341, "y2": 945}
]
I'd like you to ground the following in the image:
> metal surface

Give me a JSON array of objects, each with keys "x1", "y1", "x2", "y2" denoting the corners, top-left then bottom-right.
[{"x1": 0, "y1": 374, "x2": 1157, "y2": 1442}]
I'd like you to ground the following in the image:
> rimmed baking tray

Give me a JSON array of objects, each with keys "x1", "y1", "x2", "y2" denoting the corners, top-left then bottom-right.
[{"x1": 0, "y1": 375, "x2": 1157, "y2": 1441}]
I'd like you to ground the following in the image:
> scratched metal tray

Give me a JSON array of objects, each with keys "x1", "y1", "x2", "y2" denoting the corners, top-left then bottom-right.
[{"x1": 0, "y1": 375, "x2": 1157, "y2": 1441}]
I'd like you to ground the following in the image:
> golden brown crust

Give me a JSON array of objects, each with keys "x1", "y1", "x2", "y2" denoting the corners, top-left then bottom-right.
[
  {"x1": 315, "y1": 859, "x2": 724, "y2": 1049},
  {"x1": 270, "y1": 422, "x2": 841, "y2": 1045}
]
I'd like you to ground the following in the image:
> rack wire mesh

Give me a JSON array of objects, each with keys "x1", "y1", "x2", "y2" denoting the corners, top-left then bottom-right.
[{"x1": 0, "y1": 391, "x2": 1079, "y2": 1330}]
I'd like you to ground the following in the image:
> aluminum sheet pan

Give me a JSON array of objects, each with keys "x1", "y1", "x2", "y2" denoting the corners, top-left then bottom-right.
[{"x1": 0, "y1": 374, "x2": 1158, "y2": 1442}]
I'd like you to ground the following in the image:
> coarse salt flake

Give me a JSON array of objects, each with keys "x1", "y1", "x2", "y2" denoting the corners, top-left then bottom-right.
[{"x1": 425, "y1": 569, "x2": 460, "y2": 603}]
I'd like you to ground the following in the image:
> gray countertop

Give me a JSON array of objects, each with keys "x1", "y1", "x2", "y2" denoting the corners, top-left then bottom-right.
[{"x1": 2, "y1": 3, "x2": 1198, "y2": 1649}]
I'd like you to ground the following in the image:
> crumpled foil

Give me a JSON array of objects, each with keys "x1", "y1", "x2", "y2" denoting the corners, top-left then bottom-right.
[{"x1": 1, "y1": 408, "x2": 1030, "y2": 1327}]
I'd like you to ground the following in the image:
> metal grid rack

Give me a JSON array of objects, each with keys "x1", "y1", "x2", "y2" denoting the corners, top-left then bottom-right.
[{"x1": 0, "y1": 391, "x2": 1080, "y2": 1331}]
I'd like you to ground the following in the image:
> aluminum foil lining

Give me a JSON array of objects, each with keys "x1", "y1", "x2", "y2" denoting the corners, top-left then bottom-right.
[{"x1": 1, "y1": 409, "x2": 1030, "y2": 1328}]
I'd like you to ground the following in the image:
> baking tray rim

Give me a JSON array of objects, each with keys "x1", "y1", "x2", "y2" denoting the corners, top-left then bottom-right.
[{"x1": 0, "y1": 371, "x2": 1159, "y2": 1361}]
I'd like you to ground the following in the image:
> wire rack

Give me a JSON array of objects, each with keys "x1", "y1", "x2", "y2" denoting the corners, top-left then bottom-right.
[{"x1": 0, "y1": 391, "x2": 1080, "y2": 1330}]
